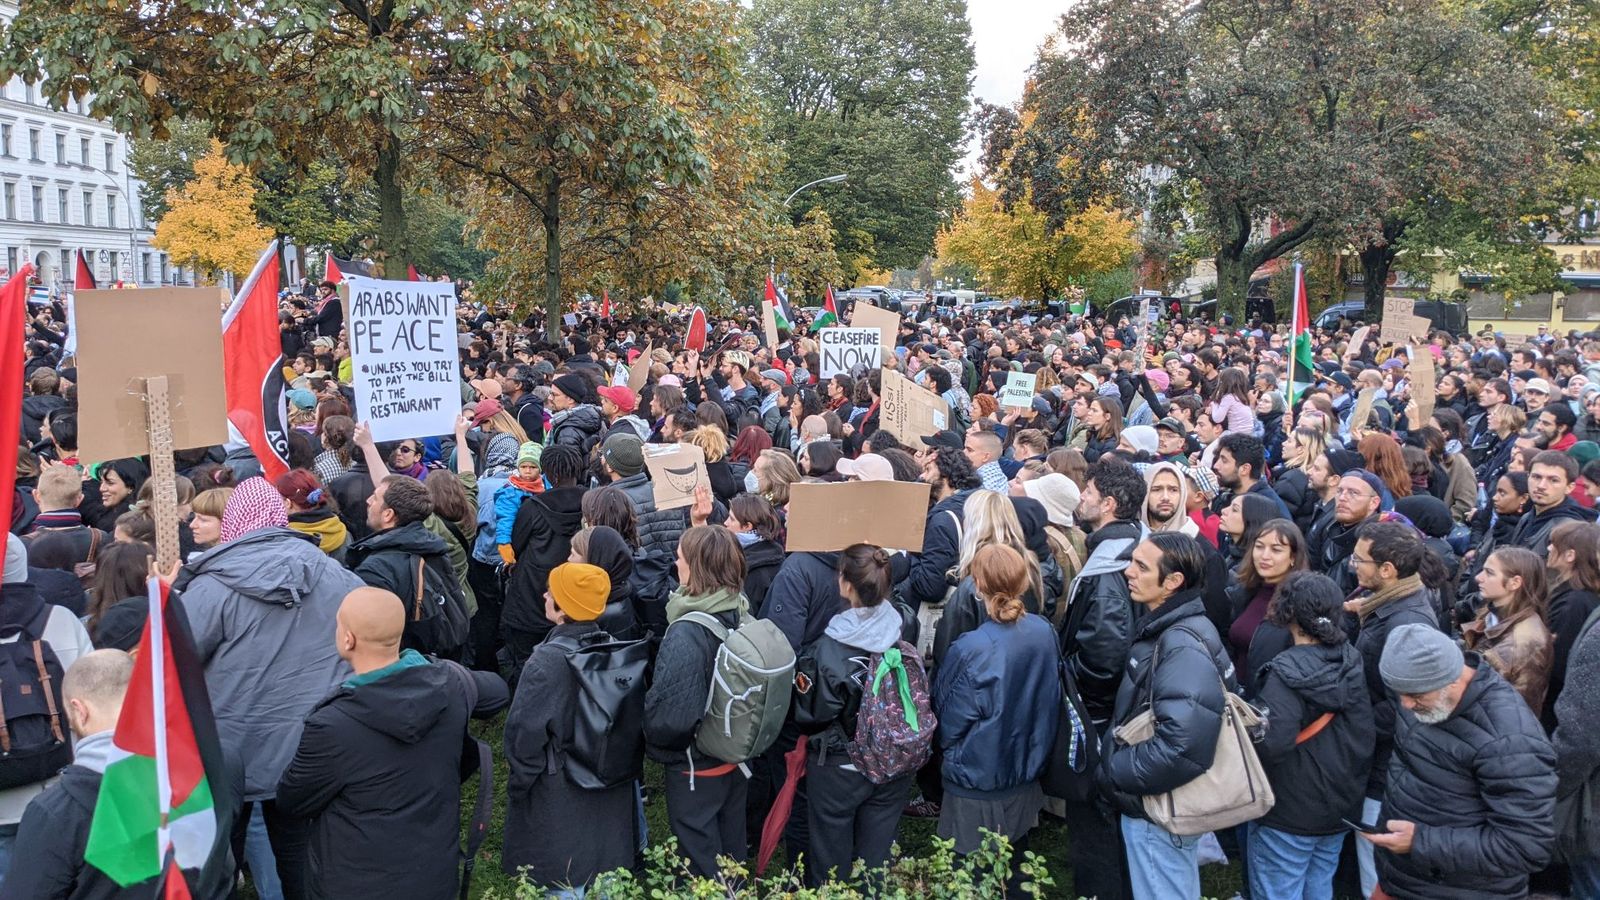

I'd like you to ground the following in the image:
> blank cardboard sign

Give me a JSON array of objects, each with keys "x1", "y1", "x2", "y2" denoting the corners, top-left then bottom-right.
[
  {"x1": 786, "y1": 480, "x2": 931, "y2": 553},
  {"x1": 75, "y1": 287, "x2": 229, "y2": 462},
  {"x1": 642, "y1": 443, "x2": 708, "y2": 511},
  {"x1": 850, "y1": 302, "x2": 900, "y2": 360}
]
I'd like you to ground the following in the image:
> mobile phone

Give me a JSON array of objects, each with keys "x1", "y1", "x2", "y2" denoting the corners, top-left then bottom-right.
[{"x1": 1342, "y1": 818, "x2": 1385, "y2": 835}]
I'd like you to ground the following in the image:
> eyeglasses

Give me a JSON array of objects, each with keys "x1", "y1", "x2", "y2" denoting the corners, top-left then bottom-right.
[
  {"x1": 1350, "y1": 555, "x2": 1375, "y2": 567},
  {"x1": 1335, "y1": 487, "x2": 1374, "y2": 500}
]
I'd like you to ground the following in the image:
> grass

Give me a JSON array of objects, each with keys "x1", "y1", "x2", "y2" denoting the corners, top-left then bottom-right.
[{"x1": 455, "y1": 716, "x2": 1249, "y2": 900}]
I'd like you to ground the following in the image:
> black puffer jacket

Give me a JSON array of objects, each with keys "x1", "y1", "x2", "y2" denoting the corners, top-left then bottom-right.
[
  {"x1": 505, "y1": 486, "x2": 587, "y2": 642},
  {"x1": 582, "y1": 526, "x2": 645, "y2": 643},
  {"x1": 610, "y1": 472, "x2": 718, "y2": 559},
  {"x1": 1379, "y1": 656, "x2": 1556, "y2": 899},
  {"x1": 1271, "y1": 465, "x2": 1319, "y2": 533},
  {"x1": 547, "y1": 404, "x2": 604, "y2": 453},
  {"x1": 1100, "y1": 590, "x2": 1236, "y2": 819},
  {"x1": 346, "y1": 521, "x2": 462, "y2": 652},
  {"x1": 1348, "y1": 585, "x2": 1437, "y2": 797},
  {"x1": 1254, "y1": 642, "x2": 1375, "y2": 835},
  {"x1": 1063, "y1": 520, "x2": 1141, "y2": 722}
]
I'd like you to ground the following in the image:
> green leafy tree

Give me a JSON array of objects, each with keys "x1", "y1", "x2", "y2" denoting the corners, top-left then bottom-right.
[
  {"x1": 746, "y1": 0, "x2": 975, "y2": 277},
  {"x1": 127, "y1": 118, "x2": 212, "y2": 223}
]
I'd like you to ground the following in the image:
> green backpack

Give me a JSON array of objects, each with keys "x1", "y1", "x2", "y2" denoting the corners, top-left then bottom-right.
[{"x1": 675, "y1": 611, "x2": 796, "y2": 765}]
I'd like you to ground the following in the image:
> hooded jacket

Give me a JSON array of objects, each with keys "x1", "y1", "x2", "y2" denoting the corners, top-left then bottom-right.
[
  {"x1": 348, "y1": 520, "x2": 464, "y2": 654},
  {"x1": 276, "y1": 652, "x2": 475, "y2": 900},
  {"x1": 1062, "y1": 520, "x2": 1143, "y2": 722},
  {"x1": 1379, "y1": 657, "x2": 1556, "y2": 900},
  {"x1": 933, "y1": 614, "x2": 1061, "y2": 797},
  {"x1": 1100, "y1": 590, "x2": 1236, "y2": 819},
  {"x1": 327, "y1": 461, "x2": 378, "y2": 544},
  {"x1": 0, "y1": 582, "x2": 95, "y2": 825},
  {"x1": 173, "y1": 527, "x2": 363, "y2": 801},
  {"x1": 792, "y1": 603, "x2": 906, "y2": 759},
  {"x1": 582, "y1": 526, "x2": 645, "y2": 642},
  {"x1": 1508, "y1": 497, "x2": 1589, "y2": 553},
  {"x1": 741, "y1": 538, "x2": 785, "y2": 616},
  {"x1": 760, "y1": 550, "x2": 844, "y2": 651},
  {"x1": 1253, "y1": 642, "x2": 1375, "y2": 835},
  {"x1": 505, "y1": 486, "x2": 587, "y2": 644}
]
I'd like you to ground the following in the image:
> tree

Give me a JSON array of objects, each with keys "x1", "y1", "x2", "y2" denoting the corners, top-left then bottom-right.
[
  {"x1": 152, "y1": 141, "x2": 272, "y2": 282},
  {"x1": 253, "y1": 159, "x2": 377, "y2": 258},
  {"x1": 746, "y1": 0, "x2": 975, "y2": 277},
  {"x1": 127, "y1": 118, "x2": 212, "y2": 223},
  {"x1": 936, "y1": 178, "x2": 1135, "y2": 299},
  {"x1": 1011, "y1": 0, "x2": 1559, "y2": 319}
]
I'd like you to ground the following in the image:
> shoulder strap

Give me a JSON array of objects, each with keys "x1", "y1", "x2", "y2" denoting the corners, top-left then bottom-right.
[
  {"x1": 944, "y1": 509, "x2": 962, "y2": 545},
  {"x1": 459, "y1": 737, "x2": 493, "y2": 900},
  {"x1": 441, "y1": 517, "x2": 472, "y2": 555},
  {"x1": 86, "y1": 527, "x2": 101, "y2": 562},
  {"x1": 1295, "y1": 711, "x2": 1336, "y2": 745},
  {"x1": 413, "y1": 557, "x2": 426, "y2": 622},
  {"x1": 674, "y1": 610, "x2": 730, "y2": 641}
]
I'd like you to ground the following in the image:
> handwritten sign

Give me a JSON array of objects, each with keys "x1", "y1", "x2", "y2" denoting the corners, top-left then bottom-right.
[
  {"x1": 1380, "y1": 298, "x2": 1416, "y2": 345},
  {"x1": 1000, "y1": 371, "x2": 1037, "y2": 409},
  {"x1": 880, "y1": 368, "x2": 949, "y2": 444},
  {"x1": 818, "y1": 327, "x2": 882, "y2": 379},
  {"x1": 346, "y1": 275, "x2": 460, "y2": 442}
]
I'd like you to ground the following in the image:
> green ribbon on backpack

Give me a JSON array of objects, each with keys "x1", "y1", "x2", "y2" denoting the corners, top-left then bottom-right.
[{"x1": 870, "y1": 647, "x2": 920, "y2": 732}]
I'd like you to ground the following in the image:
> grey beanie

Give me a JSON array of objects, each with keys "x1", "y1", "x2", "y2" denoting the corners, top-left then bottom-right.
[
  {"x1": 1380, "y1": 623, "x2": 1464, "y2": 695},
  {"x1": 3, "y1": 533, "x2": 27, "y2": 585}
]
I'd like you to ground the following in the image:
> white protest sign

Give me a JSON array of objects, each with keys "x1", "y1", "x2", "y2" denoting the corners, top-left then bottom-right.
[
  {"x1": 1000, "y1": 371, "x2": 1037, "y2": 409},
  {"x1": 563, "y1": 312, "x2": 579, "y2": 327},
  {"x1": 346, "y1": 275, "x2": 461, "y2": 442},
  {"x1": 818, "y1": 327, "x2": 882, "y2": 379}
]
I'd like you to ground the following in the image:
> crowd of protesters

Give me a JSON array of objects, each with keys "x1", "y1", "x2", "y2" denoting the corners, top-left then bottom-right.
[{"x1": 4, "y1": 279, "x2": 1600, "y2": 900}]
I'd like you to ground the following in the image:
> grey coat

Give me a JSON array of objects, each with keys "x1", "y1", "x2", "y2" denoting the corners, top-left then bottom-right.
[{"x1": 173, "y1": 528, "x2": 363, "y2": 801}]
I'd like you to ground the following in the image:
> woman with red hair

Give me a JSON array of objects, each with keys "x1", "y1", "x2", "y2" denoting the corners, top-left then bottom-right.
[
  {"x1": 273, "y1": 468, "x2": 349, "y2": 562},
  {"x1": 1357, "y1": 433, "x2": 1412, "y2": 500},
  {"x1": 728, "y1": 425, "x2": 773, "y2": 490}
]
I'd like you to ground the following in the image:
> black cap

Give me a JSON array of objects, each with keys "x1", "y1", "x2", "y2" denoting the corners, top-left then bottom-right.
[
  {"x1": 1326, "y1": 448, "x2": 1366, "y2": 476},
  {"x1": 920, "y1": 430, "x2": 963, "y2": 451}
]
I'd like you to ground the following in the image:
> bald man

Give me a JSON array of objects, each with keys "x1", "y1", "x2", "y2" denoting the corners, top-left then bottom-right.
[
  {"x1": 276, "y1": 587, "x2": 505, "y2": 900},
  {"x1": 4, "y1": 651, "x2": 233, "y2": 898}
]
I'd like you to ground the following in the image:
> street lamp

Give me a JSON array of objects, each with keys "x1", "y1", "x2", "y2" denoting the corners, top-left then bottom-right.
[{"x1": 784, "y1": 173, "x2": 848, "y2": 207}]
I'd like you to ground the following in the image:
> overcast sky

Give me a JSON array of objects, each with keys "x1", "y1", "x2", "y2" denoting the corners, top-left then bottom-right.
[{"x1": 962, "y1": 3, "x2": 1069, "y2": 177}]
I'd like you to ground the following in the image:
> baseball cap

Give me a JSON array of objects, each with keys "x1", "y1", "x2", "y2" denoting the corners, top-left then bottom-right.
[
  {"x1": 596, "y1": 384, "x2": 638, "y2": 414},
  {"x1": 1525, "y1": 378, "x2": 1553, "y2": 395},
  {"x1": 1155, "y1": 416, "x2": 1187, "y2": 434},
  {"x1": 469, "y1": 378, "x2": 503, "y2": 400},
  {"x1": 1076, "y1": 372, "x2": 1099, "y2": 390},
  {"x1": 835, "y1": 453, "x2": 894, "y2": 482},
  {"x1": 919, "y1": 430, "x2": 964, "y2": 451},
  {"x1": 1328, "y1": 372, "x2": 1355, "y2": 391}
]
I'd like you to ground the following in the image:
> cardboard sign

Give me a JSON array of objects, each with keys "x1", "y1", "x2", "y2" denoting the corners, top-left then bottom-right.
[
  {"x1": 1000, "y1": 371, "x2": 1037, "y2": 409},
  {"x1": 761, "y1": 293, "x2": 779, "y2": 349},
  {"x1": 642, "y1": 442, "x2": 708, "y2": 511},
  {"x1": 1411, "y1": 348, "x2": 1436, "y2": 424},
  {"x1": 562, "y1": 312, "x2": 579, "y2": 327},
  {"x1": 818, "y1": 327, "x2": 882, "y2": 378},
  {"x1": 880, "y1": 368, "x2": 949, "y2": 444},
  {"x1": 628, "y1": 344, "x2": 654, "y2": 394},
  {"x1": 1345, "y1": 325, "x2": 1371, "y2": 361},
  {"x1": 785, "y1": 481, "x2": 932, "y2": 552},
  {"x1": 75, "y1": 287, "x2": 229, "y2": 461},
  {"x1": 1351, "y1": 386, "x2": 1379, "y2": 434},
  {"x1": 345, "y1": 275, "x2": 461, "y2": 443},
  {"x1": 850, "y1": 302, "x2": 900, "y2": 360},
  {"x1": 1380, "y1": 297, "x2": 1416, "y2": 345}
]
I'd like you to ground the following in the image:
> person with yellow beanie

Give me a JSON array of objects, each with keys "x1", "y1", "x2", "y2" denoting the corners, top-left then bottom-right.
[{"x1": 503, "y1": 560, "x2": 638, "y2": 893}]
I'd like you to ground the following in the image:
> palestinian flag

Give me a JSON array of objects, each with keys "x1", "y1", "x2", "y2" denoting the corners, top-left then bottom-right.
[
  {"x1": 810, "y1": 286, "x2": 839, "y2": 332},
  {"x1": 764, "y1": 274, "x2": 792, "y2": 333},
  {"x1": 1289, "y1": 261, "x2": 1315, "y2": 403},
  {"x1": 85, "y1": 577, "x2": 225, "y2": 895},
  {"x1": 323, "y1": 252, "x2": 372, "y2": 284}
]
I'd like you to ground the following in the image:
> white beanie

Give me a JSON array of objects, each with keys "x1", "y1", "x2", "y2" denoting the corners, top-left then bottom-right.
[
  {"x1": 3, "y1": 533, "x2": 28, "y2": 584},
  {"x1": 1023, "y1": 473, "x2": 1081, "y2": 528}
]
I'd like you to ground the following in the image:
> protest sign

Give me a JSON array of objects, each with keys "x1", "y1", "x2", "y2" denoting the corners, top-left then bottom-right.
[
  {"x1": 1411, "y1": 348, "x2": 1436, "y2": 424},
  {"x1": 1351, "y1": 387, "x2": 1379, "y2": 435},
  {"x1": 642, "y1": 443, "x2": 707, "y2": 511},
  {"x1": 628, "y1": 345, "x2": 654, "y2": 393},
  {"x1": 344, "y1": 275, "x2": 460, "y2": 443},
  {"x1": 880, "y1": 368, "x2": 948, "y2": 445},
  {"x1": 76, "y1": 287, "x2": 229, "y2": 463},
  {"x1": 1380, "y1": 298, "x2": 1416, "y2": 345},
  {"x1": 1000, "y1": 371, "x2": 1037, "y2": 409},
  {"x1": 563, "y1": 312, "x2": 578, "y2": 327},
  {"x1": 850, "y1": 302, "x2": 900, "y2": 360},
  {"x1": 786, "y1": 481, "x2": 932, "y2": 552},
  {"x1": 818, "y1": 327, "x2": 882, "y2": 378},
  {"x1": 761, "y1": 292, "x2": 779, "y2": 349},
  {"x1": 1345, "y1": 325, "x2": 1371, "y2": 362}
]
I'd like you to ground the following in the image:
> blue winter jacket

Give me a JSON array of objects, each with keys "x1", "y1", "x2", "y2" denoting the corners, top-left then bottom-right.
[{"x1": 932, "y1": 615, "x2": 1062, "y2": 797}]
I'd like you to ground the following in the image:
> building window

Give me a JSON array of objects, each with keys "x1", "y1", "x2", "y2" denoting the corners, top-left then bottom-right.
[
  {"x1": 53, "y1": 133, "x2": 64, "y2": 164},
  {"x1": 105, "y1": 194, "x2": 115, "y2": 228},
  {"x1": 27, "y1": 129, "x2": 39, "y2": 161},
  {"x1": 0, "y1": 124, "x2": 10, "y2": 157},
  {"x1": 30, "y1": 185, "x2": 42, "y2": 223},
  {"x1": 23, "y1": 82, "x2": 33, "y2": 104},
  {"x1": 141, "y1": 251, "x2": 151, "y2": 282},
  {"x1": 160, "y1": 254, "x2": 169, "y2": 283},
  {"x1": 3, "y1": 184, "x2": 14, "y2": 220},
  {"x1": 79, "y1": 137, "x2": 89, "y2": 166},
  {"x1": 5, "y1": 248, "x2": 16, "y2": 276},
  {"x1": 56, "y1": 187, "x2": 66, "y2": 223},
  {"x1": 59, "y1": 249, "x2": 69, "y2": 282},
  {"x1": 103, "y1": 140, "x2": 114, "y2": 171},
  {"x1": 82, "y1": 190, "x2": 93, "y2": 225}
]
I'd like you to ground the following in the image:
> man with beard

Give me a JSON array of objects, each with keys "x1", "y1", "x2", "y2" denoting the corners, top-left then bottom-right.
[
  {"x1": 1318, "y1": 472, "x2": 1385, "y2": 594},
  {"x1": 1211, "y1": 433, "x2": 1290, "y2": 519},
  {"x1": 1303, "y1": 449, "x2": 1360, "y2": 564},
  {"x1": 1508, "y1": 451, "x2": 1587, "y2": 552},
  {"x1": 1058, "y1": 457, "x2": 1147, "y2": 900},
  {"x1": 1341, "y1": 523, "x2": 1438, "y2": 900},
  {"x1": 1368, "y1": 624, "x2": 1555, "y2": 899}
]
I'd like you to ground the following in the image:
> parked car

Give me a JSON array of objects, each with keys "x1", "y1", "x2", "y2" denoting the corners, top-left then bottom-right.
[{"x1": 1315, "y1": 299, "x2": 1468, "y2": 335}]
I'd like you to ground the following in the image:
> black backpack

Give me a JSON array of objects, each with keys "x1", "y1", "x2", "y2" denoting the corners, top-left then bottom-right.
[
  {"x1": 0, "y1": 607, "x2": 72, "y2": 790},
  {"x1": 549, "y1": 631, "x2": 652, "y2": 790},
  {"x1": 405, "y1": 556, "x2": 470, "y2": 659}
]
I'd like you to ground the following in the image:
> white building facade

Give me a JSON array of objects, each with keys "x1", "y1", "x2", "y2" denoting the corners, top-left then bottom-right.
[{"x1": 0, "y1": 4, "x2": 187, "y2": 291}]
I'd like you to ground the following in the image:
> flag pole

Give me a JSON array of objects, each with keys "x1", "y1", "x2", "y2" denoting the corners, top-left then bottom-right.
[
  {"x1": 1288, "y1": 260, "x2": 1301, "y2": 405},
  {"x1": 147, "y1": 572, "x2": 172, "y2": 873}
]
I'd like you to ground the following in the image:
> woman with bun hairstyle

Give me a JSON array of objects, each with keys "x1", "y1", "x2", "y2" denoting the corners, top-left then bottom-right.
[
  {"x1": 273, "y1": 468, "x2": 348, "y2": 563},
  {"x1": 792, "y1": 544, "x2": 921, "y2": 885},
  {"x1": 932, "y1": 543, "x2": 1061, "y2": 863},
  {"x1": 1248, "y1": 571, "x2": 1375, "y2": 900}
]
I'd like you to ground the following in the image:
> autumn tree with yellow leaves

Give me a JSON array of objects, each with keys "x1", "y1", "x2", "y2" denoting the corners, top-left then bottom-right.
[
  {"x1": 936, "y1": 178, "x2": 1136, "y2": 299},
  {"x1": 152, "y1": 141, "x2": 272, "y2": 283}
]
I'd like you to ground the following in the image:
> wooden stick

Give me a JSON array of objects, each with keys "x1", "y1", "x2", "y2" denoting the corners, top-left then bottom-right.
[{"x1": 143, "y1": 375, "x2": 181, "y2": 572}]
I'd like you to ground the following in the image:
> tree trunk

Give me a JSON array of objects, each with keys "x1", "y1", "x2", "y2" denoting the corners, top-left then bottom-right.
[
  {"x1": 542, "y1": 170, "x2": 563, "y2": 330},
  {"x1": 1215, "y1": 252, "x2": 1254, "y2": 322},
  {"x1": 375, "y1": 135, "x2": 408, "y2": 278},
  {"x1": 1360, "y1": 243, "x2": 1397, "y2": 320}
]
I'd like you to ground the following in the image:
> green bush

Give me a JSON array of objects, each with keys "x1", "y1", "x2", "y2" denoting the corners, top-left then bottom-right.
[{"x1": 485, "y1": 831, "x2": 1053, "y2": 899}]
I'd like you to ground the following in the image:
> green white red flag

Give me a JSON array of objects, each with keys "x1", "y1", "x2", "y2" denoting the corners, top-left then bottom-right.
[
  {"x1": 85, "y1": 577, "x2": 219, "y2": 896},
  {"x1": 764, "y1": 274, "x2": 792, "y2": 333},
  {"x1": 810, "y1": 286, "x2": 839, "y2": 332},
  {"x1": 1290, "y1": 261, "x2": 1315, "y2": 403}
]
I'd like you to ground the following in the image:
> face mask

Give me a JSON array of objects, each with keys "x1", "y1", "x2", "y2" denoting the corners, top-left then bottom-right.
[
  {"x1": 735, "y1": 529, "x2": 761, "y2": 548},
  {"x1": 743, "y1": 471, "x2": 760, "y2": 493}
]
